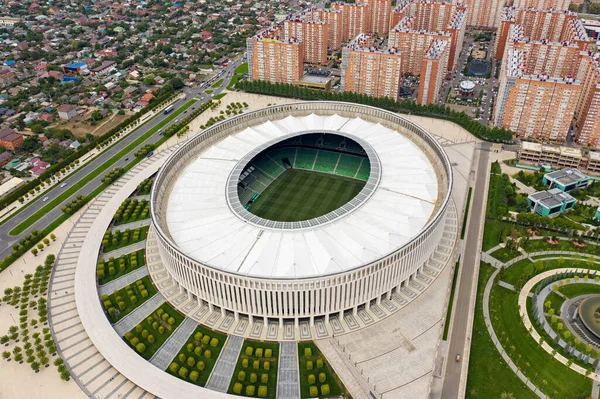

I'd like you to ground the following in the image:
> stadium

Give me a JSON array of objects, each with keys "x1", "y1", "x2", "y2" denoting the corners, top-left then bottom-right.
[{"x1": 150, "y1": 101, "x2": 453, "y2": 331}]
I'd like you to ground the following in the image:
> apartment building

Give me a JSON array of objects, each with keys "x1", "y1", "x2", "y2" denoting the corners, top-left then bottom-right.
[
  {"x1": 341, "y1": 33, "x2": 403, "y2": 99},
  {"x1": 247, "y1": 27, "x2": 304, "y2": 84},
  {"x1": 311, "y1": 8, "x2": 343, "y2": 50},
  {"x1": 574, "y1": 52, "x2": 600, "y2": 147},
  {"x1": 417, "y1": 39, "x2": 450, "y2": 105},
  {"x1": 460, "y1": 0, "x2": 504, "y2": 28},
  {"x1": 512, "y1": 0, "x2": 571, "y2": 11},
  {"x1": 283, "y1": 17, "x2": 328, "y2": 65},
  {"x1": 331, "y1": 2, "x2": 371, "y2": 42},
  {"x1": 364, "y1": 0, "x2": 392, "y2": 34}
]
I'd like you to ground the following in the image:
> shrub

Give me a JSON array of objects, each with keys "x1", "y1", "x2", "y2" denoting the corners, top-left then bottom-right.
[
  {"x1": 304, "y1": 347, "x2": 312, "y2": 357},
  {"x1": 204, "y1": 349, "x2": 212, "y2": 358},
  {"x1": 187, "y1": 343, "x2": 194, "y2": 352},
  {"x1": 157, "y1": 309, "x2": 164, "y2": 316},
  {"x1": 321, "y1": 384, "x2": 330, "y2": 396},
  {"x1": 308, "y1": 374, "x2": 316, "y2": 384},
  {"x1": 135, "y1": 324, "x2": 143, "y2": 333},
  {"x1": 178, "y1": 367, "x2": 188, "y2": 378},
  {"x1": 210, "y1": 337, "x2": 219, "y2": 347},
  {"x1": 141, "y1": 330, "x2": 149, "y2": 339},
  {"x1": 136, "y1": 343, "x2": 146, "y2": 353},
  {"x1": 233, "y1": 383, "x2": 243, "y2": 394},
  {"x1": 316, "y1": 358, "x2": 324, "y2": 368},
  {"x1": 309, "y1": 386, "x2": 318, "y2": 397},
  {"x1": 258, "y1": 385, "x2": 267, "y2": 398},
  {"x1": 194, "y1": 332, "x2": 203, "y2": 341},
  {"x1": 238, "y1": 370, "x2": 246, "y2": 381},
  {"x1": 264, "y1": 348, "x2": 272, "y2": 358},
  {"x1": 253, "y1": 360, "x2": 260, "y2": 370},
  {"x1": 168, "y1": 317, "x2": 175, "y2": 325},
  {"x1": 261, "y1": 373, "x2": 268, "y2": 384},
  {"x1": 319, "y1": 372, "x2": 326, "y2": 383},
  {"x1": 202, "y1": 335, "x2": 210, "y2": 345},
  {"x1": 148, "y1": 335, "x2": 155, "y2": 344},
  {"x1": 130, "y1": 337, "x2": 139, "y2": 346},
  {"x1": 245, "y1": 346, "x2": 254, "y2": 356},
  {"x1": 250, "y1": 372, "x2": 257, "y2": 383},
  {"x1": 242, "y1": 358, "x2": 248, "y2": 368},
  {"x1": 306, "y1": 360, "x2": 313, "y2": 370},
  {"x1": 169, "y1": 362, "x2": 179, "y2": 373},
  {"x1": 190, "y1": 370, "x2": 199, "y2": 382},
  {"x1": 124, "y1": 332, "x2": 133, "y2": 340},
  {"x1": 197, "y1": 360, "x2": 205, "y2": 371},
  {"x1": 187, "y1": 357, "x2": 195, "y2": 367},
  {"x1": 179, "y1": 353, "x2": 186, "y2": 362},
  {"x1": 263, "y1": 361, "x2": 270, "y2": 371},
  {"x1": 162, "y1": 313, "x2": 169, "y2": 321},
  {"x1": 152, "y1": 321, "x2": 159, "y2": 330},
  {"x1": 245, "y1": 385, "x2": 255, "y2": 396},
  {"x1": 194, "y1": 346, "x2": 202, "y2": 356},
  {"x1": 255, "y1": 348, "x2": 263, "y2": 357},
  {"x1": 158, "y1": 326, "x2": 165, "y2": 334}
]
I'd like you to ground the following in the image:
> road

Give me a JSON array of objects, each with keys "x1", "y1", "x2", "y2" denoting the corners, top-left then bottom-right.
[
  {"x1": 0, "y1": 58, "x2": 244, "y2": 261},
  {"x1": 441, "y1": 142, "x2": 490, "y2": 398}
]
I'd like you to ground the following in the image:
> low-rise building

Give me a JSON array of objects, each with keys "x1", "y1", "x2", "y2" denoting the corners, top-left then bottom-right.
[
  {"x1": 528, "y1": 188, "x2": 576, "y2": 217},
  {"x1": 542, "y1": 168, "x2": 589, "y2": 192},
  {"x1": 57, "y1": 104, "x2": 78, "y2": 120},
  {"x1": 0, "y1": 128, "x2": 24, "y2": 150}
]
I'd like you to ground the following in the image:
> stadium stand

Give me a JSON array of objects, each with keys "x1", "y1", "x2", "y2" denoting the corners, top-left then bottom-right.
[
  {"x1": 313, "y1": 151, "x2": 340, "y2": 173},
  {"x1": 253, "y1": 155, "x2": 285, "y2": 179},
  {"x1": 356, "y1": 160, "x2": 371, "y2": 181},
  {"x1": 294, "y1": 148, "x2": 318, "y2": 169},
  {"x1": 268, "y1": 148, "x2": 297, "y2": 168},
  {"x1": 335, "y1": 154, "x2": 363, "y2": 178}
]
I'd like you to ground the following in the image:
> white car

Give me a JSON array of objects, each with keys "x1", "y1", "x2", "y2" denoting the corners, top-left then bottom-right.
[
  {"x1": 60, "y1": 183, "x2": 67, "y2": 188},
  {"x1": 42, "y1": 197, "x2": 49, "y2": 202}
]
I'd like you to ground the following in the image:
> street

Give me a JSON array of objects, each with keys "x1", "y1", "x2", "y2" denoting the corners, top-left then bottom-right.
[
  {"x1": 441, "y1": 142, "x2": 490, "y2": 398},
  {"x1": 0, "y1": 58, "x2": 244, "y2": 261}
]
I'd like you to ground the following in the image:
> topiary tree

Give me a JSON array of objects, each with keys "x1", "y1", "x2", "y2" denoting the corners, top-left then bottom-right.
[
  {"x1": 190, "y1": 370, "x2": 199, "y2": 382},
  {"x1": 238, "y1": 370, "x2": 246, "y2": 381},
  {"x1": 148, "y1": 335, "x2": 155, "y2": 344},
  {"x1": 261, "y1": 373, "x2": 268, "y2": 384},
  {"x1": 187, "y1": 357, "x2": 195, "y2": 367},
  {"x1": 245, "y1": 385, "x2": 255, "y2": 396},
  {"x1": 321, "y1": 384, "x2": 330, "y2": 396},
  {"x1": 253, "y1": 360, "x2": 260, "y2": 370},
  {"x1": 136, "y1": 343, "x2": 146, "y2": 353},
  {"x1": 250, "y1": 373, "x2": 257, "y2": 383},
  {"x1": 255, "y1": 348, "x2": 263, "y2": 357},
  {"x1": 304, "y1": 347, "x2": 312, "y2": 357},
  {"x1": 210, "y1": 338, "x2": 219, "y2": 347},
  {"x1": 179, "y1": 353, "x2": 186, "y2": 362},
  {"x1": 233, "y1": 383, "x2": 243, "y2": 394},
  {"x1": 258, "y1": 385, "x2": 268, "y2": 398},
  {"x1": 306, "y1": 360, "x2": 313, "y2": 370},
  {"x1": 194, "y1": 332, "x2": 203, "y2": 341},
  {"x1": 308, "y1": 374, "x2": 316, "y2": 384},
  {"x1": 169, "y1": 362, "x2": 179, "y2": 373},
  {"x1": 197, "y1": 360, "x2": 205, "y2": 371},
  {"x1": 242, "y1": 358, "x2": 248, "y2": 368},
  {"x1": 178, "y1": 367, "x2": 188, "y2": 378},
  {"x1": 309, "y1": 386, "x2": 318, "y2": 397},
  {"x1": 319, "y1": 372, "x2": 326, "y2": 383},
  {"x1": 316, "y1": 358, "x2": 324, "y2": 368},
  {"x1": 245, "y1": 346, "x2": 254, "y2": 356},
  {"x1": 204, "y1": 349, "x2": 211, "y2": 359}
]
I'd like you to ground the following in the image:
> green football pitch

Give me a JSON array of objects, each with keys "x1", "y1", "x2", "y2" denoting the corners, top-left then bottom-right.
[{"x1": 249, "y1": 169, "x2": 365, "y2": 222}]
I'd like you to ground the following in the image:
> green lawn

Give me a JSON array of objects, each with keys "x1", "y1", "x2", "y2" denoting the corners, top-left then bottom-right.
[
  {"x1": 214, "y1": 93, "x2": 227, "y2": 100},
  {"x1": 249, "y1": 169, "x2": 364, "y2": 222},
  {"x1": 235, "y1": 63, "x2": 248, "y2": 74},
  {"x1": 443, "y1": 260, "x2": 461, "y2": 340},
  {"x1": 211, "y1": 79, "x2": 224, "y2": 88},
  {"x1": 500, "y1": 259, "x2": 533, "y2": 285},
  {"x1": 205, "y1": 90, "x2": 214, "y2": 95},
  {"x1": 123, "y1": 302, "x2": 185, "y2": 360},
  {"x1": 297, "y1": 342, "x2": 348, "y2": 398},
  {"x1": 166, "y1": 325, "x2": 227, "y2": 387},
  {"x1": 228, "y1": 340, "x2": 279, "y2": 398},
  {"x1": 466, "y1": 263, "x2": 537, "y2": 399},
  {"x1": 489, "y1": 285, "x2": 592, "y2": 398},
  {"x1": 522, "y1": 238, "x2": 600, "y2": 256},
  {"x1": 490, "y1": 247, "x2": 522, "y2": 263},
  {"x1": 102, "y1": 276, "x2": 158, "y2": 323},
  {"x1": 543, "y1": 291, "x2": 565, "y2": 317},
  {"x1": 9, "y1": 98, "x2": 198, "y2": 236},
  {"x1": 98, "y1": 249, "x2": 145, "y2": 285},
  {"x1": 559, "y1": 283, "x2": 600, "y2": 298},
  {"x1": 482, "y1": 220, "x2": 523, "y2": 251}
]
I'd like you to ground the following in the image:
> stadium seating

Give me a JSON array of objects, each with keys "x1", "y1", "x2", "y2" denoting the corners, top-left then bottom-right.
[
  {"x1": 238, "y1": 187, "x2": 255, "y2": 205},
  {"x1": 356, "y1": 160, "x2": 371, "y2": 181},
  {"x1": 335, "y1": 155, "x2": 363, "y2": 178},
  {"x1": 294, "y1": 148, "x2": 318, "y2": 169},
  {"x1": 253, "y1": 156, "x2": 284, "y2": 179},
  {"x1": 343, "y1": 140, "x2": 365, "y2": 155},
  {"x1": 313, "y1": 151, "x2": 340, "y2": 173},
  {"x1": 267, "y1": 148, "x2": 297, "y2": 167}
]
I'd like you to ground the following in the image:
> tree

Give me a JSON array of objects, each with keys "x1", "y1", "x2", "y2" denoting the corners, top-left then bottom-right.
[
  {"x1": 31, "y1": 249, "x2": 38, "y2": 256},
  {"x1": 50, "y1": 234, "x2": 56, "y2": 241}
]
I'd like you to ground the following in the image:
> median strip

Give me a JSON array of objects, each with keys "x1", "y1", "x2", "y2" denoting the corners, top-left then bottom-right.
[{"x1": 9, "y1": 98, "x2": 198, "y2": 236}]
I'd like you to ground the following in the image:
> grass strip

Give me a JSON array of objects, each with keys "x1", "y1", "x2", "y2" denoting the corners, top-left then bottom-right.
[
  {"x1": 10, "y1": 99, "x2": 197, "y2": 236},
  {"x1": 235, "y1": 63, "x2": 248, "y2": 74},
  {"x1": 443, "y1": 258, "x2": 460, "y2": 340},
  {"x1": 211, "y1": 79, "x2": 224, "y2": 88},
  {"x1": 214, "y1": 93, "x2": 227, "y2": 100},
  {"x1": 460, "y1": 187, "x2": 472, "y2": 239}
]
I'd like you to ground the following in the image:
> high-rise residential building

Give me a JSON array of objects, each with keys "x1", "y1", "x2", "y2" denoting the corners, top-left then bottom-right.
[
  {"x1": 389, "y1": 0, "x2": 466, "y2": 70},
  {"x1": 341, "y1": 33, "x2": 403, "y2": 99},
  {"x1": 417, "y1": 39, "x2": 450, "y2": 105},
  {"x1": 512, "y1": 0, "x2": 570, "y2": 11},
  {"x1": 246, "y1": 27, "x2": 304, "y2": 85},
  {"x1": 574, "y1": 52, "x2": 600, "y2": 147},
  {"x1": 364, "y1": 0, "x2": 392, "y2": 34},
  {"x1": 494, "y1": 49, "x2": 582, "y2": 142},
  {"x1": 284, "y1": 16, "x2": 328, "y2": 65},
  {"x1": 331, "y1": 2, "x2": 371, "y2": 42},
  {"x1": 459, "y1": 0, "x2": 504, "y2": 28},
  {"x1": 312, "y1": 8, "x2": 343, "y2": 50}
]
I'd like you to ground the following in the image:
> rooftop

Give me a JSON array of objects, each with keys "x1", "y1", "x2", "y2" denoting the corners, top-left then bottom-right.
[
  {"x1": 544, "y1": 168, "x2": 588, "y2": 184},
  {"x1": 529, "y1": 188, "x2": 575, "y2": 208}
]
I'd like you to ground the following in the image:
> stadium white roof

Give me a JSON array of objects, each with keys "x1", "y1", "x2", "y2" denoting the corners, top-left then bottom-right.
[{"x1": 165, "y1": 114, "x2": 440, "y2": 279}]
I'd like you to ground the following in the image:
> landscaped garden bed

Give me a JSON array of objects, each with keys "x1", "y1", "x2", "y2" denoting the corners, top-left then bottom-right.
[
  {"x1": 97, "y1": 249, "x2": 145, "y2": 285},
  {"x1": 297, "y1": 341, "x2": 348, "y2": 398},
  {"x1": 101, "y1": 276, "x2": 157, "y2": 323},
  {"x1": 228, "y1": 340, "x2": 279, "y2": 398},
  {"x1": 123, "y1": 303, "x2": 185, "y2": 360},
  {"x1": 101, "y1": 226, "x2": 148, "y2": 253},
  {"x1": 113, "y1": 198, "x2": 150, "y2": 225},
  {"x1": 166, "y1": 325, "x2": 227, "y2": 387}
]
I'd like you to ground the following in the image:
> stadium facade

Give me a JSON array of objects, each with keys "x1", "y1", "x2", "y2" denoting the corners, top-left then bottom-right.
[{"x1": 151, "y1": 102, "x2": 453, "y2": 331}]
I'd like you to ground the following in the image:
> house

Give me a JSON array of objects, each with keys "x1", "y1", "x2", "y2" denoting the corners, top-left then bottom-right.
[
  {"x1": 57, "y1": 104, "x2": 78, "y2": 121},
  {"x1": 528, "y1": 188, "x2": 576, "y2": 217},
  {"x1": 70, "y1": 140, "x2": 81, "y2": 150},
  {"x1": 0, "y1": 129, "x2": 24, "y2": 150},
  {"x1": 0, "y1": 151, "x2": 13, "y2": 167},
  {"x1": 91, "y1": 61, "x2": 117, "y2": 76}
]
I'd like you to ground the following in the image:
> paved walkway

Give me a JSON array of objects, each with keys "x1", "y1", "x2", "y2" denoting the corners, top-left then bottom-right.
[
  {"x1": 497, "y1": 281, "x2": 515, "y2": 291},
  {"x1": 150, "y1": 318, "x2": 197, "y2": 370},
  {"x1": 99, "y1": 266, "x2": 149, "y2": 296},
  {"x1": 114, "y1": 293, "x2": 165, "y2": 335},
  {"x1": 276, "y1": 342, "x2": 300, "y2": 399},
  {"x1": 205, "y1": 335, "x2": 245, "y2": 392},
  {"x1": 102, "y1": 241, "x2": 146, "y2": 261},
  {"x1": 109, "y1": 218, "x2": 151, "y2": 233}
]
